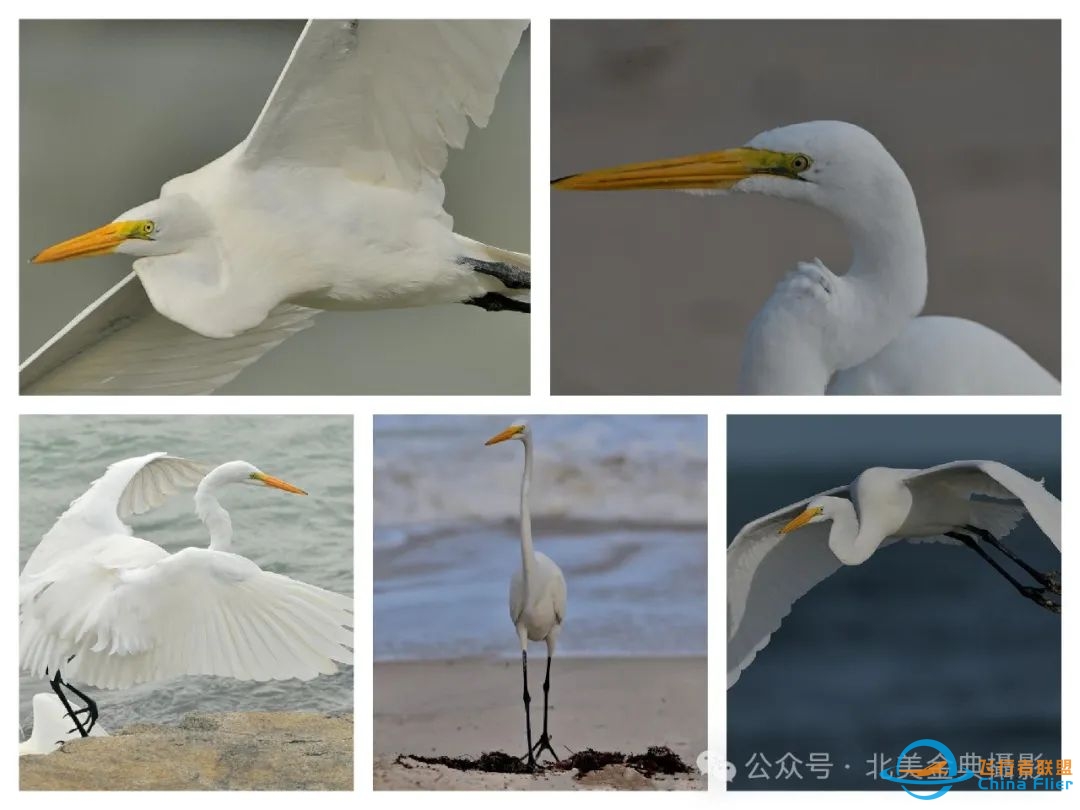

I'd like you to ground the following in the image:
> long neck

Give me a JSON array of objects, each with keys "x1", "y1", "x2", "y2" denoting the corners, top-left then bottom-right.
[
  {"x1": 823, "y1": 496, "x2": 880, "y2": 566},
  {"x1": 739, "y1": 173, "x2": 927, "y2": 392},
  {"x1": 832, "y1": 180, "x2": 927, "y2": 368},
  {"x1": 518, "y1": 436, "x2": 536, "y2": 578},
  {"x1": 195, "y1": 476, "x2": 233, "y2": 552}
]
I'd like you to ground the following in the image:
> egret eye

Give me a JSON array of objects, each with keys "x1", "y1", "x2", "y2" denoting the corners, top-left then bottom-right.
[
  {"x1": 142, "y1": 221, "x2": 155, "y2": 236},
  {"x1": 790, "y1": 154, "x2": 811, "y2": 173}
]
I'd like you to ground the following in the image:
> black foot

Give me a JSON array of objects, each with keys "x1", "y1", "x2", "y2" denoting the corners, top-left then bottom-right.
[
  {"x1": 1046, "y1": 570, "x2": 1062, "y2": 595},
  {"x1": 464, "y1": 292, "x2": 530, "y2": 313},
  {"x1": 459, "y1": 257, "x2": 530, "y2": 290},
  {"x1": 1020, "y1": 585, "x2": 1061, "y2": 614},
  {"x1": 531, "y1": 733, "x2": 560, "y2": 763}
]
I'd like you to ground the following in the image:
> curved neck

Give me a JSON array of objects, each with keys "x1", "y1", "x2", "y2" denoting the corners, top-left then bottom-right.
[
  {"x1": 831, "y1": 178, "x2": 927, "y2": 369},
  {"x1": 739, "y1": 172, "x2": 927, "y2": 392},
  {"x1": 822, "y1": 496, "x2": 878, "y2": 566},
  {"x1": 518, "y1": 436, "x2": 536, "y2": 577},
  {"x1": 195, "y1": 475, "x2": 233, "y2": 552}
]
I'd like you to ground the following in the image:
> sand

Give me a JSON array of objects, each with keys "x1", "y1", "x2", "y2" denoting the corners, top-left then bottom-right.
[
  {"x1": 21, "y1": 711, "x2": 352, "y2": 791},
  {"x1": 373, "y1": 657, "x2": 707, "y2": 790}
]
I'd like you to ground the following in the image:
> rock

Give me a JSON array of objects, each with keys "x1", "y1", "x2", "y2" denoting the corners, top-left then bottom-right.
[{"x1": 20, "y1": 711, "x2": 352, "y2": 791}]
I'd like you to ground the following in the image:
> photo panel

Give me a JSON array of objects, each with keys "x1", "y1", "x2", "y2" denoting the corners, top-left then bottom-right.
[
  {"x1": 373, "y1": 414, "x2": 707, "y2": 789},
  {"x1": 18, "y1": 414, "x2": 354, "y2": 790},
  {"x1": 727, "y1": 414, "x2": 1061, "y2": 794}
]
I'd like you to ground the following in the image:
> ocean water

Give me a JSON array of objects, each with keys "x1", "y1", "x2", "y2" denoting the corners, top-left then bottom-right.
[
  {"x1": 19, "y1": 415, "x2": 354, "y2": 740},
  {"x1": 727, "y1": 416, "x2": 1061, "y2": 791},
  {"x1": 374, "y1": 415, "x2": 708, "y2": 660}
]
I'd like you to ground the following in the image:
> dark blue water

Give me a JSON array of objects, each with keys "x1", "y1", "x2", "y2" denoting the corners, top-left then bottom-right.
[{"x1": 727, "y1": 415, "x2": 1061, "y2": 791}]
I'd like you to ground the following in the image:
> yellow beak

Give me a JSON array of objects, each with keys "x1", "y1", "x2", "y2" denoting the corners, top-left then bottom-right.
[
  {"x1": 485, "y1": 425, "x2": 524, "y2": 446},
  {"x1": 552, "y1": 147, "x2": 786, "y2": 191},
  {"x1": 32, "y1": 220, "x2": 144, "y2": 263},
  {"x1": 252, "y1": 472, "x2": 308, "y2": 495},
  {"x1": 779, "y1": 506, "x2": 823, "y2": 535}
]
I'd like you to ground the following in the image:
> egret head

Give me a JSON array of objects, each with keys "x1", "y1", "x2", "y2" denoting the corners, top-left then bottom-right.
[
  {"x1": 778, "y1": 497, "x2": 833, "y2": 535},
  {"x1": 207, "y1": 460, "x2": 308, "y2": 495},
  {"x1": 552, "y1": 120, "x2": 911, "y2": 221},
  {"x1": 31, "y1": 195, "x2": 211, "y2": 264},
  {"x1": 484, "y1": 419, "x2": 531, "y2": 446}
]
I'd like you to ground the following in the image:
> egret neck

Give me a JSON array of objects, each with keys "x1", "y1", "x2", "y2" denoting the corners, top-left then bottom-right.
[
  {"x1": 195, "y1": 470, "x2": 234, "y2": 552},
  {"x1": 518, "y1": 434, "x2": 537, "y2": 583}
]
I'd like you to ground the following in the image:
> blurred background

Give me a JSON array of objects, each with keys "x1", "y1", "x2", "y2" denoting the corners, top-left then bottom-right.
[
  {"x1": 19, "y1": 415, "x2": 353, "y2": 736},
  {"x1": 727, "y1": 415, "x2": 1061, "y2": 790},
  {"x1": 20, "y1": 20, "x2": 529, "y2": 394},
  {"x1": 373, "y1": 415, "x2": 707, "y2": 659},
  {"x1": 551, "y1": 20, "x2": 1060, "y2": 394}
]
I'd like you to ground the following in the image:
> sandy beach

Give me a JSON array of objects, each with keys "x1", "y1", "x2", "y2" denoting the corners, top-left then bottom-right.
[{"x1": 374, "y1": 657, "x2": 706, "y2": 790}]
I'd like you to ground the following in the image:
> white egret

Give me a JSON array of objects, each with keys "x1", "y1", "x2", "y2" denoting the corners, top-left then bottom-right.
[
  {"x1": 20, "y1": 693, "x2": 109, "y2": 756},
  {"x1": 485, "y1": 421, "x2": 568, "y2": 768},
  {"x1": 553, "y1": 121, "x2": 1058, "y2": 395},
  {"x1": 25, "y1": 20, "x2": 530, "y2": 395},
  {"x1": 20, "y1": 452, "x2": 354, "y2": 736},
  {"x1": 727, "y1": 461, "x2": 1060, "y2": 689}
]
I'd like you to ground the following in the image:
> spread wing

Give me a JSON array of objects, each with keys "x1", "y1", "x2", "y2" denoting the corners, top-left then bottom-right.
[
  {"x1": 240, "y1": 19, "x2": 528, "y2": 199},
  {"x1": 903, "y1": 460, "x2": 1060, "y2": 549},
  {"x1": 21, "y1": 545, "x2": 353, "y2": 690},
  {"x1": 21, "y1": 453, "x2": 211, "y2": 580},
  {"x1": 727, "y1": 485, "x2": 850, "y2": 689},
  {"x1": 20, "y1": 273, "x2": 317, "y2": 395}
]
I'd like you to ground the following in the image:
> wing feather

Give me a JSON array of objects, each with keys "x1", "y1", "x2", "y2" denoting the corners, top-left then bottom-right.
[
  {"x1": 240, "y1": 20, "x2": 527, "y2": 197},
  {"x1": 21, "y1": 274, "x2": 317, "y2": 396},
  {"x1": 20, "y1": 545, "x2": 353, "y2": 689},
  {"x1": 904, "y1": 460, "x2": 1060, "y2": 549}
]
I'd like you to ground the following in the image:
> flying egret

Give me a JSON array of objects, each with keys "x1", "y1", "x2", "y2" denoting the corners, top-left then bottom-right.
[
  {"x1": 553, "y1": 120, "x2": 1059, "y2": 395},
  {"x1": 485, "y1": 421, "x2": 568, "y2": 769},
  {"x1": 728, "y1": 461, "x2": 1061, "y2": 689},
  {"x1": 25, "y1": 20, "x2": 530, "y2": 395},
  {"x1": 20, "y1": 452, "x2": 354, "y2": 736},
  {"x1": 20, "y1": 693, "x2": 109, "y2": 756}
]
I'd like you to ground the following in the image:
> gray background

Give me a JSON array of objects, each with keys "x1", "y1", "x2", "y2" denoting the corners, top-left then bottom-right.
[
  {"x1": 21, "y1": 20, "x2": 530, "y2": 394},
  {"x1": 551, "y1": 20, "x2": 1060, "y2": 394}
]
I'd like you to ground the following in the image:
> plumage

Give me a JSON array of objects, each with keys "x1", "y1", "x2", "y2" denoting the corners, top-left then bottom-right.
[{"x1": 728, "y1": 460, "x2": 1060, "y2": 688}]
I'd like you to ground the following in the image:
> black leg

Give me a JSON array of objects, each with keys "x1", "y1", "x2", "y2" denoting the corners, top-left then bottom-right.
[
  {"x1": 522, "y1": 650, "x2": 536, "y2": 770},
  {"x1": 458, "y1": 257, "x2": 531, "y2": 290},
  {"x1": 463, "y1": 293, "x2": 530, "y2": 313},
  {"x1": 64, "y1": 682, "x2": 99, "y2": 735},
  {"x1": 946, "y1": 531, "x2": 1060, "y2": 613},
  {"x1": 530, "y1": 655, "x2": 559, "y2": 762},
  {"x1": 965, "y1": 525, "x2": 1060, "y2": 593},
  {"x1": 50, "y1": 670, "x2": 90, "y2": 738}
]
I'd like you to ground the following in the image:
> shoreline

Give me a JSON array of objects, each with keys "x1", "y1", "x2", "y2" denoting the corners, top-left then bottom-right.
[{"x1": 374, "y1": 656, "x2": 706, "y2": 790}]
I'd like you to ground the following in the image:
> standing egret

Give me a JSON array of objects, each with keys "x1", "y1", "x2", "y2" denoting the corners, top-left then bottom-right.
[
  {"x1": 728, "y1": 461, "x2": 1061, "y2": 689},
  {"x1": 25, "y1": 20, "x2": 530, "y2": 395},
  {"x1": 553, "y1": 121, "x2": 1058, "y2": 395},
  {"x1": 485, "y1": 421, "x2": 568, "y2": 769},
  {"x1": 20, "y1": 453, "x2": 354, "y2": 736}
]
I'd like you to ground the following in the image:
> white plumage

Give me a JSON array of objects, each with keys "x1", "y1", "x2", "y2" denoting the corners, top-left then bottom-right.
[
  {"x1": 20, "y1": 453, "x2": 353, "y2": 698},
  {"x1": 485, "y1": 421, "x2": 567, "y2": 768},
  {"x1": 728, "y1": 461, "x2": 1060, "y2": 689},
  {"x1": 25, "y1": 20, "x2": 530, "y2": 394}
]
